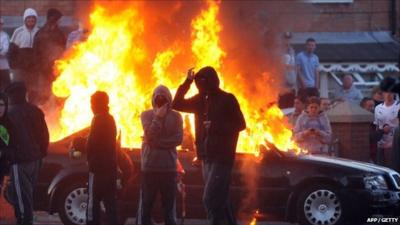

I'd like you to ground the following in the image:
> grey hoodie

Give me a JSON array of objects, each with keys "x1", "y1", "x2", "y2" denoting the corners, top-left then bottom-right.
[
  {"x1": 140, "y1": 85, "x2": 183, "y2": 172},
  {"x1": 294, "y1": 111, "x2": 332, "y2": 154}
]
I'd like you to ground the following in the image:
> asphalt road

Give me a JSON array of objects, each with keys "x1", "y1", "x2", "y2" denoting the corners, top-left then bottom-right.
[{"x1": 0, "y1": 212, "x2": 298, "y2": 225}]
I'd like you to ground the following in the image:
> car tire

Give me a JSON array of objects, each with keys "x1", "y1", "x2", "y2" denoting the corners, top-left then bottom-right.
[
  {"x1": 57, "y1": 182, "x2": 88, "y2": 225},
  {"x1": 297, "y1": 184, "x2": 345, "y2": 225}
]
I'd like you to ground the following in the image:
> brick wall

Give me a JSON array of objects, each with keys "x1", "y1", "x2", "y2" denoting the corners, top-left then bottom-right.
[
  {"x1": 331, "y1": 122, "x2": 371, "y2": 162},
  {"x1": 0, "y1": 0, "x2": 398, "y2": 34},
  {"x1": 0, "y1": 0, "x2": 76, "y2": 17}
]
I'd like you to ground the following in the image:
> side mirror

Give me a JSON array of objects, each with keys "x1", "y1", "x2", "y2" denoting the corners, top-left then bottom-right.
[{"x1": 69, "y1": 137, "x2": 87, "y2": 159}]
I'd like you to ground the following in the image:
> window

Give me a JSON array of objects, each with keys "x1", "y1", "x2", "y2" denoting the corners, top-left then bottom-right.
[{"x1": 305, "y1": 0, "x2": 353, "y2": 3}]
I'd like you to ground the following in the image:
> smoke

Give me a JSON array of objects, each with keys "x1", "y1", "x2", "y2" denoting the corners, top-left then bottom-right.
[{"x1": 45, "y1": 0, "x2": 312, "y2": 221}]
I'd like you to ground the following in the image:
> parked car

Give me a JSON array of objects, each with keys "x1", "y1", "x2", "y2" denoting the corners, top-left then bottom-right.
[{"x1": 28, "y1": 130, "x2": 400, "y2": 225}]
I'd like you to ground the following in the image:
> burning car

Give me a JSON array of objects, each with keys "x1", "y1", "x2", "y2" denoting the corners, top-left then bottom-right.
[{"x1": 30, "y1": 130, "x2": 400, "y2": 225}]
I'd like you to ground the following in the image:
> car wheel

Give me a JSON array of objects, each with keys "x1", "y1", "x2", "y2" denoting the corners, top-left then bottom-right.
[
  {"x1": 57, "y1": 182, "x2": 88, "y2": 225},
  {"x1": 297, "y1": 185, "x2": 344, "y2": 225}
]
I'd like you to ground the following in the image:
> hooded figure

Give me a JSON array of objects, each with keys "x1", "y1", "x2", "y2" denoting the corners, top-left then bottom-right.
[
  {"x1": 8, "y1": 8, "x2": 39, "y2": 72},
  {"x1": 33, "y1": 8, "x2": 66, "y2": 104},
  {"x1": 137, "y1": 85, "x2": 183, "y2": 225},
  {"x1": 173, "y1": 66, "x2": 246, "y2": 165},
  {"x1": 4, "y1": 82, "x2": 48, "y2": 162},
  {"x1": 0, "y1": 93, "x2": 13, "y2": 190},
  {"x1": 4, "y1": 81, "x2": 49, "y2": 225},
  {"x1": 172, "y1": 66, "x2": 245, "y2": 225},
  {"x1": 86, "y1": 91, "x2": 118, "y2": 225}
]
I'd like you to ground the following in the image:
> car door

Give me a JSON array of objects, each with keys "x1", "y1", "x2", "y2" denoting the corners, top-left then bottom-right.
[{"x1": 257, "y1": 150, "x2": 291, "y2": 216}]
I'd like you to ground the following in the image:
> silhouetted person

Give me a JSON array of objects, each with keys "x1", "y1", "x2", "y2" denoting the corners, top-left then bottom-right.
[
  {"x1": 173, "y1": 66, "x2": 246, "y2": 225},
  {"x1": 86, "y1": 91, "x2": 118, "y2": 225},
  {"x1": 33, "y1": 8, "x2": 66, "y2": 104},
  {"x1": 4, "y1": 82, "x2": 49, "y2": 225}
]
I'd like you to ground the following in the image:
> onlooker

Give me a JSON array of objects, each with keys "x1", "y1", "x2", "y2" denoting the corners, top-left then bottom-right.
[
  {"x1": 8, "y1": 8, "x2": 39, "y2": 87},
  {"x1": 294, "y1": 97, "x2": 332, "y2": 155},
  {"x1": 4, "y1": 82, "x2": 49, "y2": 225},
  {"x1": 0, "y1": 18, "x2": 10, "y2": 89},
  {"x1": 391, "y1": 110, "x2": 400, "y2": 172},
  {"x1": 360, "y1": 97, "x2": 375, "y2": 113},
  {"x1": 86, "y1": 91, "x2": 118, "y2": 225},
  {"x1": 138, "y1": 85, "x2": 183, "y2": 225},
  {"x1": 361, "y1": 96, "x2": 379, "y2": 162},
  {"x1": 374, "y1": 91, "x2": 400, "y2": 167},
  {"x1": 296, "y1": 38, "x2": 320, "y2": 98},
  {"x1": 283, "y1": 32, "x2": 296, "y2": 91},
  {"x1": 173, "y1": 66, "x2": 246, "y2": 225},
  {"x1": 66, "y1": 21, "x2": 89, "y2": 49},
  {"x1": 372, "y1": 87, "x2": 384, "y2": 107},
  {"x1": 33, "y1": 8, "x2": 66, "y2": 104},
  {"x1": 320, "y1": 97, "x2": 331, "y2": 112},
  {"x1": 278, "y1": 32, "x2": 296, "y2": 108},
  {"x1": 287, "y1": 95, "x2": 306, "y2": 126},
  {"x1": 333, "y1": 74, "x2": 363, "y2": 105}
]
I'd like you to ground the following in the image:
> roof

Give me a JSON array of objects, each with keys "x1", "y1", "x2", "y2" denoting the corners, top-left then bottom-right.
[
  {"x1": 291, "y1": 32, "x2": 400, "y2": 63},
  {"x1": 326, "y1": 101, "x2": 373, "y2": 123},
  {"x1": 293, "y1": 43, "x2": 399, "y2": 63}
]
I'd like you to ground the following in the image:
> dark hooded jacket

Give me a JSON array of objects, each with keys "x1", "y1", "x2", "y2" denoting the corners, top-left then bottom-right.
[
  {"x1": 33, "y1": 10, "x2": 66, "y2": 80},
  {"x1": 172, "y1": 67, "x2": 246, "y2": 165},
  {"x1": 0, "y1": 93, "x2": 15, "y2": 174},
  {"x1": 5, "y1": 82, "x2": 49, "y2": 163},
  {"x1": 140, "y1": 85, "x2": 183, "y2": 172},
  {"x1": 86, "y1": 92, "x2": 117, "y2": 174}
]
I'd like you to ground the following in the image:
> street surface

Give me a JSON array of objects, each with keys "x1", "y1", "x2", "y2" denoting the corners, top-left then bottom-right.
[{"x1": 0, "y1": 212, "x2": 297, "y2": 225}]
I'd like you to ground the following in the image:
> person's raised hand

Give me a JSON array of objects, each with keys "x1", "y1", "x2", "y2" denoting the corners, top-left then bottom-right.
[
  {"x1": 187, "y1": 68, "x2": 195, "y2": 82},
  {"x1": 155, "y1": 104, "x2": 168, "y2": 118}
]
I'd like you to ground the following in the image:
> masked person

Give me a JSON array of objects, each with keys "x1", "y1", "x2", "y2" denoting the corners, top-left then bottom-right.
[
  {"x1": 4, "y1": 82, "x2": 49, "y2": 225},
  {"x1": 137, "y1": 85, "x2": 183, "y2": 225},
  {"x1": 172, "y1": 66, "x2": 246, "y2": 225},
  {"x1": 86, "y1": 91, "x2": 118, "y2": 225}
]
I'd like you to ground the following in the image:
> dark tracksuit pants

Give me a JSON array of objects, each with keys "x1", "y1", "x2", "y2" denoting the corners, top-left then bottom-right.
[
  {"x1": 137, "y1": 171, "x2": 177, "y2": 225},
  {"x1": 86, "y1": 172, "x2": 118, "y2": 225},
  {"x1": 8, "y1": 160, "x2": 41, "y2": 225},
  {"x1": 202, "y1": 161, "x2": 237, "y2": 225}
]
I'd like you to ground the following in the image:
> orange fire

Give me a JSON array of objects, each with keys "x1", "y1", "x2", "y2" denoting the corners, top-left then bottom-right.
[
  {"x1": 249, "y1": 209, "x2": 259, "y2": 225},
  {"x1": 49, "y1": 1, "x2": 301, "y2": 155}
]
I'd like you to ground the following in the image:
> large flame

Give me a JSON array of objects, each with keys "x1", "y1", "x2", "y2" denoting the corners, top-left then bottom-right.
[
  {"x1": 52, "y1": 5, "x2": 147, "y2": 147},
  {"x1": 50, "y1": 1, "x2": 300, "y2": 155}
]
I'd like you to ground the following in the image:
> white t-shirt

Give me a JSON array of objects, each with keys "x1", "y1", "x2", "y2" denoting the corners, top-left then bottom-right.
[{"x1": 374, "y1": 101, "x2": 400, "y2": 129}]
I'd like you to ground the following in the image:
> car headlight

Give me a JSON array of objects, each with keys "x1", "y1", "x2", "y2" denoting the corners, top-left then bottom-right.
[{"x1": 364, "y1": 175, "x2": 388, "y2": 190}]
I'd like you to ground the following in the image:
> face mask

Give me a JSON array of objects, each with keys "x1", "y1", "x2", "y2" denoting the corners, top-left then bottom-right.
[{"x1": 155, "y1": 96, "x2": 168, "y2": 108}]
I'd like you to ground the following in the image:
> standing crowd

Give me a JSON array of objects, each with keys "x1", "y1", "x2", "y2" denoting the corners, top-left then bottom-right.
[
  {"x1": 282, "y1": 32, "x2": 400, "y2": 169},
  {"x1": 0, "y1": 8, "x2": 247, "y2": 225},
  {"x1": 0, "y1": 6, "x2": 398, "y2": 225}
]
